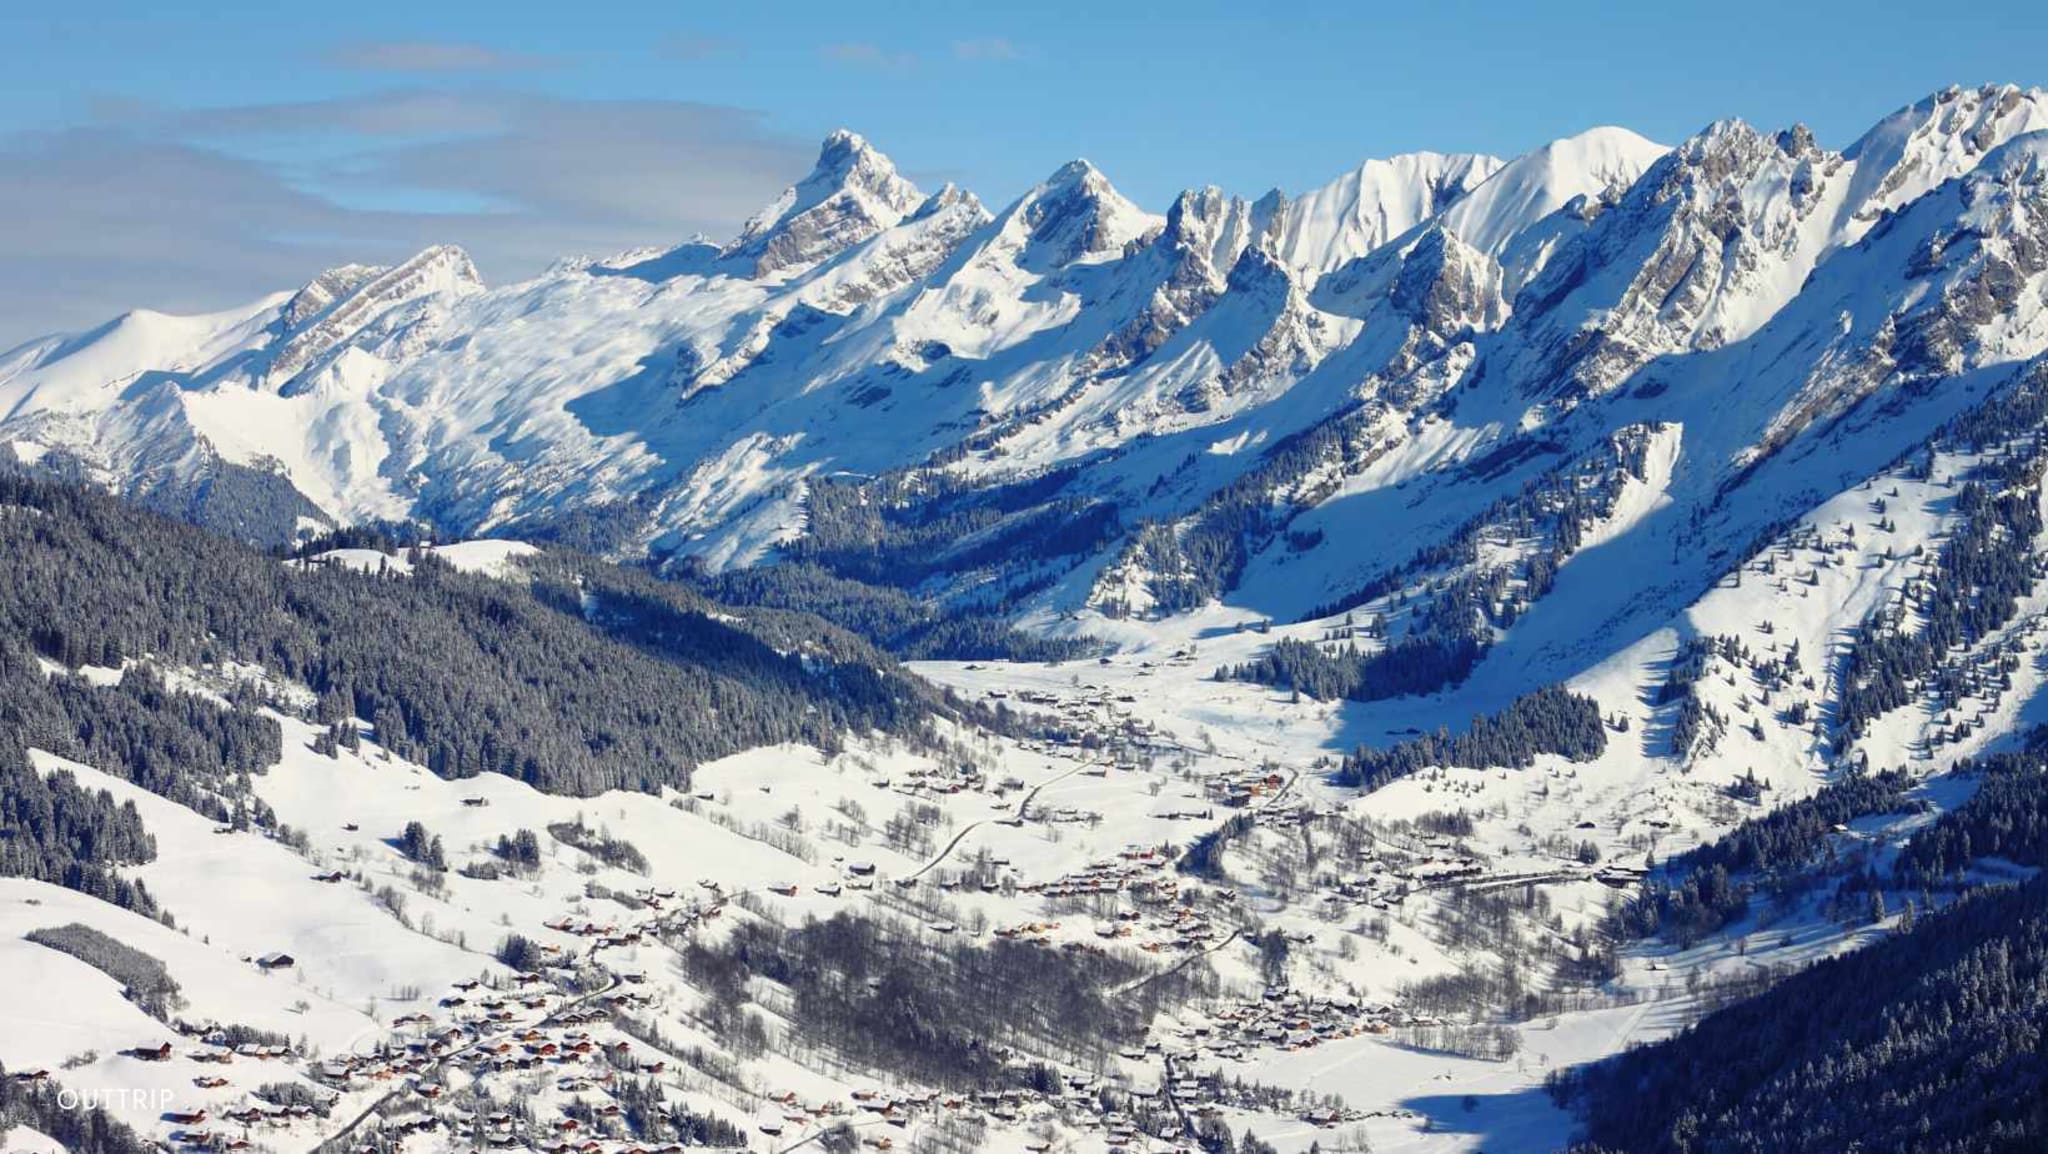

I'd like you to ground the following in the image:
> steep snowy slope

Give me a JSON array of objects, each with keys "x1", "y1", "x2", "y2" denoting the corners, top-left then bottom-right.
[
  {"x1": 263, "y1": 245, "x2": 485, "y2": 389},
  {"x1": 0, "y1": 297, "x2": 287, "y2": 425},
  {"x1": 0, "y1": 125, "x2": 1566, "y2": 563},
  {"x1": 1436, "y1": 125, "x2": 1668, "y2": 291},
  {"x1": 1265, "y1": 150, "x2": 1504, "y2": 278}
]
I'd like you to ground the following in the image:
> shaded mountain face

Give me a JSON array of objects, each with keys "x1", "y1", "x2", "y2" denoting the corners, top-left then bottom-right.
[{"x1": 6, "y1": 85, "x2": 2048, "y2": 675}]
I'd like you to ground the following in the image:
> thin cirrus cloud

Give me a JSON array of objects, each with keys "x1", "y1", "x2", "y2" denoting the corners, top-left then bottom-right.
[
  {"x1": 819, "y1": 42, "x2": 917, "y2": 71},
  {"x1": 325, "y1": 40, "x2": 555, "y2": 74},
  {"x1": 821, "y1": 39, "x2": 1026, "y2": 68},
  {"x1": 0, "y1": 90, "x2": 815, "y2": 346},
  {"x1": 951, "y1": 39, "x2": 1024, "y2": 61},
  {"x1": 657, "y1": 35, "x2": 738, "y2": 62}
]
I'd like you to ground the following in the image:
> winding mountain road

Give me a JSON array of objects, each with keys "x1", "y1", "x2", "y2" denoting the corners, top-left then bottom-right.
[{"x1": 902, "y1": 761, "x2": 1095, "y2": 881}]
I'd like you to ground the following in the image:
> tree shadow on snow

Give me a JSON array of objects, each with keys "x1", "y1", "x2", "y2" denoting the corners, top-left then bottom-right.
[{"x1": 1400, "y1": 1086, "x2": 1577, "y2": 1152}]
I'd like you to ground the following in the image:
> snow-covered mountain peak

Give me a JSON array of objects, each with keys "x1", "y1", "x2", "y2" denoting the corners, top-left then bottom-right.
[
  {"x1": 818, "y1": 126, "x2": 879, "y2": 161},
  {"x1": 262, "y1": 244, "x2": 483, "y2": 389},
  {"x1": 1434, "y1": 126, "x2": 1668, "y2": 296},
  {"x1": 1842, "y1": 83, "x2": 2048, "y2": 240},
  {"x1": 1267, "y1": 150, "x2": 1504, "y2": 279},
  {"x1": 1163, "y1": 185, "x2": 1229, "y2": 231},
  {"x1": 909, "y1": 182, "x2": 985, "y2": 222},
  {"x1": 790, "y1": 180, "x2": 994, "y2": 313},
  {"x1": 1439, "y1": 127, "x2": 1667, "y2": 256},
  {"x1": 1662, "y1": 117, "x2": 1778, "y2": 184},
  {"x1": 1044, "y1": 158, "x2": 1119, "y2": 191},
  {"x1": 1159, "y1": 186, "x2": 1269, "y2": 285},
  {"x1": 11, "y1": 83, "x2": 2048, "y2": 638},
  {"x1": 808, "y1": 129, "x2": 920, "y2": 207},
  {"x1": 0, "y1": 294, "x2": 286, "y2": 421},
  {"x1": 1565, "y1": 124, "x2": 1672, "y2": 167},
  {"x1": 719, "y1": 130, "x2": 926, "y2": 279},
  {"x1": 1490, "y1": 117, "x2": 1864, "y2": 402},
  {"x1": 282, "y1": 263, "x2": 387, "y2": 330},
  {"x1": 1008, "y1": 157, "x2": 1158, "y2": 268}
]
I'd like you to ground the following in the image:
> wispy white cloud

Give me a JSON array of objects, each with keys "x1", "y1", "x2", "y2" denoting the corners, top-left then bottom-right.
[
  {"x1": 820, "y1": 42, "x2": 917, "y2": 71},
  {"x1": 325, "y1": 40, "x2": 554, "y2": 74},
  {"x1": 657, "y1": 35, "x2": 738, "y2": 61},
  {"x1": 951, "y1": 38, "x2": 1024, "y2": 62},
  {"x1": 0, "y1": 92, "x2": 814, "y2": 344}
]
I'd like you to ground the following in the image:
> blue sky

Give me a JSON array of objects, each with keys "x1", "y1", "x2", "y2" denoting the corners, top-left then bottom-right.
[{"x1": 3, "y1": 0, "x2": 2046, "y2": 341}]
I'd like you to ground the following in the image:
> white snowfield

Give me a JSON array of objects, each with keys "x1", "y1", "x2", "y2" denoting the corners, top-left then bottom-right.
[{"x1": 296, "y1": 539, "x2": 539, "y2": 579}]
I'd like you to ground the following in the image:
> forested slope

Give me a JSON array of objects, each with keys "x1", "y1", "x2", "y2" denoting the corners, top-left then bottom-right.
[
  {"x1": 1573, "y1": 737, "x2": 2048, "y2": 1151},
  {"x1": 0, "y1": 473, "x2": 956, "y2": 798},
  {"x1": 1568, "y1": 872, "x2": 2048, "y2": 1154}
]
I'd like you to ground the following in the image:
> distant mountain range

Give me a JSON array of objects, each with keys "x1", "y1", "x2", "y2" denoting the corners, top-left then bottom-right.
[{"x1": 6, "y1": 84, "x2": 2048, "y2": 673}]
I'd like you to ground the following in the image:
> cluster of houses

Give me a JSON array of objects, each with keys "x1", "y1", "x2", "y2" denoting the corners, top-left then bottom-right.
[
  {"x1": 357, "y1": 868, "x2": 1380, "y2": 1152},
  {"x1": 1171, "y1": 986, "x2": 1416, "y2": 1061},
  {"x1": 536, "y1": 884, "x2": 733, "y2": 953},
  {"x1": 216, "y1": 1098, "x2": 330, "y2": 1127},
  {"x1": 753, "y1": 1080, "x2": 1192, "y2": 1150},
  {"x1": 989, "y1": 683, "x2": 1174, "y2": 766},
  {"x1": 101, "y1": 1034, "x2": 319, "y2": 1153},
  {"x1": 456, "y1": 1111, "x2": 685, "y2": 1153},
  {"x1": 126, "y1": 1032, "x2": 294, "y2": 1065},
  {"x1": 338, "y1": 858, "x2": 1348, "y2": 1149},
  {"x1": 1157, "y1": 1067, "x2": 1388, "y2": 1132},
  {"x1": 875, "y1": 760, "x2": 987, "y2": 797},
  {"x1": 1296, "y1": 833, "x2": 1509, "y2": 910},
  {"x1": 1325, "y1": 872, "x2": 1412, "y2": 912},
  {"x1": 1247, "y1": 797, "x2": 1319, "y2": 830},
  {"x1": 542, "y1": 916, "x2": 651, "y2": 954},
  {"x1": 300, "y1": 963, "x2": 686, "y2": 1153},
  {"x1": 1028, "y1": 800, "x2": 1104, "y2": 826},
  {"x1": 1204, "y1": 770, "x2": 1288, "y2": 809},
  {"x1": 1017, "y1": 847, "x2": 1243, "y2": 954},
  {"x1": 89, "y1": 693, "x2": 1565, "y2": 1154},
  {"x1": 1022, "y1": 845, "x2": 1177, "y2": 902},
  {"x1": 166, "y1": 1117, "x2": 258, "y2": 1152},
  {"x1": 742, "y1": 1057, "x2": 1388, "y2": 1150},
  {"x1": 318, "y1": 1035, "x2": 455, "y2": 1088}
]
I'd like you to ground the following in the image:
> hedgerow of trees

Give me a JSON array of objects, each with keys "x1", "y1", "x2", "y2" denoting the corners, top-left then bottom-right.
[
  {"x1": 1336, "y1": 685, "x2": 1607, "y2": 790},
  {"x1": 24, "y1": 922, "x2": 182, "y2": 1020}
]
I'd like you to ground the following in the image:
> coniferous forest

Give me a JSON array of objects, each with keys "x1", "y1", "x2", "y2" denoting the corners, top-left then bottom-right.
[
  {"x1": 1336, "y1": 685, "x2": 1607, "y2": 789},
  {"x1": 1581, "y1": 736, "x2": 2048, "y2": 1149},
  {"x1": 1567, "y1": 872, "x2": 2048, "y2": 1154},
  {"x1": 0, "y1": 474, "x2": 956, "y2": 799}
]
